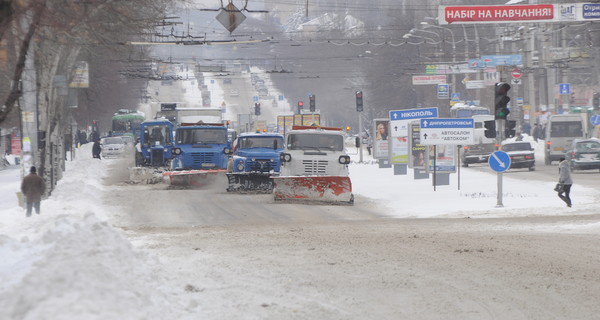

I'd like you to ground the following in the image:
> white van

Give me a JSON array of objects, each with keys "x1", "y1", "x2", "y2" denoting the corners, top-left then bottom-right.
[{"x1": 544, "y1": 114, "x2": 587, "y2": 164}]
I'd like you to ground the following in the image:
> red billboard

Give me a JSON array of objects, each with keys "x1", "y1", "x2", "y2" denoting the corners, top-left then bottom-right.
[{"x1": 441, "y1": 4, "x2": 554, "y2": 24}]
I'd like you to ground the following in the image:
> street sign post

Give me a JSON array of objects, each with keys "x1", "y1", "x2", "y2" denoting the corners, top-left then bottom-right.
[
  {"x1": 419, "y1": 118, "x2": 474, "y2": 145},
  {"x1": 389, "y1": 108, "x2": 438, "y2": 137},
  {"x1": 559, "y1": 83, "x2": 571, "y2": 95},
  {"x1": 488, "y1": 150, "x2": 511, "y2": 207},
  {"x1": 590, "y1": 114, "x2": 600, "y2": 126},
  {"x1": 488, "y1": 151, "x2": 511, "y2": 173},
  {"x1": 511, "y1": 68, "x2": 522, "y2": 79}
]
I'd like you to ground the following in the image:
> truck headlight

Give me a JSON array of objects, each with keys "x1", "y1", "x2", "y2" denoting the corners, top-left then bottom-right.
[
  {"x1": 338, "y1": 155, "x2": 350, "y2": 164},
  {"x1": 236, "y1": 161, "x2": 245, "y2": 171},
  {"x1": 173, "y1": 148, "x2": 182, "y2": 155},
  {"x1": 280, "y1": 153, "x2": 292, "y2": 162},
  {"x1": 224, "y1": 147, "x2": 231, "y2": 154}
]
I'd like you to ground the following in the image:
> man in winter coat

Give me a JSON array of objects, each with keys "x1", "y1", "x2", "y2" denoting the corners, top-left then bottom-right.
[
  {"x1": 20, "y1": 166, "x2": 46, "y2": 217},
  {"x1": 92, "y1": 139, "x2": 102, "y2": 159},
  {"x1": 557, "y1": 157, "x2": 573, "y2": 207}
]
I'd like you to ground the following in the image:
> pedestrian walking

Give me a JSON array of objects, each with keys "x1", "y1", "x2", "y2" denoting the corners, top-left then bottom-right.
[
  {"x1": 557, "y1": 157, "x2": 573, "y2": 207},
  {"x1": 532, "y1": 123, "x2": 541, "y2": 142},
  {"x1": 20, "y1": 166, "x2": 46, "y2": 217},
  {"x1": 92, "y1": 138, "x2": 102, "y2": 159}
]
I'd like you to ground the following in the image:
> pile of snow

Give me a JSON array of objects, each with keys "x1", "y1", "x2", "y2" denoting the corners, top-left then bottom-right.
[{"x1": 0, "y1": 144, "x2": 195, "y2": 319}]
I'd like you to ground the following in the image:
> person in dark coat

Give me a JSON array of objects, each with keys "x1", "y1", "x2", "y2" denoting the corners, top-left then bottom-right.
[
  {"x1": 92, "y1": 139, "x2": 102, "y2": 159},
  {"x1": 21, "y1": 166, "x2": 46, "y2": 217}
]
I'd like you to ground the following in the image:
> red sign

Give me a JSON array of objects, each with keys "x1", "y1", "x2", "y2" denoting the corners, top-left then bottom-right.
[
  {"x1": 10, "y1": 132, "x2": 21, "y2": 155},
  {"x1": 511, "y1": 68, "x2": 522, "y2": 79},
  {"x1": 442, "y1": 5, "x2": 554, "y2": 24}
]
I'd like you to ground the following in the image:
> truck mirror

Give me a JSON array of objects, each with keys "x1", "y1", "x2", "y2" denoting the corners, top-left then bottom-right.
[{"x1": 355, "y1": 137, "x2": 360, "y2": 148}]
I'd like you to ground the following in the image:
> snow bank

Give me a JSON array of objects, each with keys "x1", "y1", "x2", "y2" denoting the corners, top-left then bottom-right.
[{"x1": 0, "y1": 144, "x2": 192, "y2": 319}]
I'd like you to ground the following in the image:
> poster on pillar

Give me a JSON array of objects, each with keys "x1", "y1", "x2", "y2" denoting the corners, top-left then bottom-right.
[
  {"x1": 390, "y1": 136, "x2": 409, "y2": 165},
  {"x1": 373, "y1": 119, "x2": 389, "y2": 160}
]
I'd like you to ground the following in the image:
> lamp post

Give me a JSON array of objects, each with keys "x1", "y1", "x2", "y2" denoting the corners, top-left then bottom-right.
[{"x1": 420, "y1": 22, "x2": 457, "y2": 94}]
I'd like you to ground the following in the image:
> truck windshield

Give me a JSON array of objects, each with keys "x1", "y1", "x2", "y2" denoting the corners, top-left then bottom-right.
[
  {"x1": 177, "y1": 128, "x2": 227, "y2": 144},
  {"x1": 239, "y1": 137, "x2": 283, "y2": 149},
  {"x1": 143, "y1": 125, "x2": 170, "y2": 146},
  {"x1": 288, "y1": 134, "x2": 344, "y2": 151}
]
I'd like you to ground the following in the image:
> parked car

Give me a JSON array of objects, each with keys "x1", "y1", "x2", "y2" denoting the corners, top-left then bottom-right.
[
  {"x1": 100, "y1": 136, "x2": 126, "y2": 158},
  {"x1": 566, "y1": 138, "x2": 600, "y2": 171},
  {"x1": 501, "y1": 141, "x2": 535, "y2": 171}
]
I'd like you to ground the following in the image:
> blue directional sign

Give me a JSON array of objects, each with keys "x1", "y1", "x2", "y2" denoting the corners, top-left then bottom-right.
[
  {"x1": 488, "y1": 151, "x2": 511, "y2": 173},
  {"x1": 591, "y1": 114, "x2": 600, "y2": 126},
  {"x1": 390, "y1": 107, "x2": 438, "y2": 121},
  {"x1": 419, "y1": 118, "x2": 474, "y2": 145},
  {"x1": 559, "y1": 83, "x2": 571, "y2": 95}
]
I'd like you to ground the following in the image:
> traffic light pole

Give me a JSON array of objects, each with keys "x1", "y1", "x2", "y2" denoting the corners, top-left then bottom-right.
[
  {"x1": 496, "y1": 119, "x2": 504, "y2": 207},
  {"x1": 358, "y1": 114, "x2": 363, "y2": 163}
]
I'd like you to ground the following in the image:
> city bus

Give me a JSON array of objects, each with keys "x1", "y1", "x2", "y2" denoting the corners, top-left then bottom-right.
[{"x1": 111, "y1": 109, "x2": 145, "y2": 137}]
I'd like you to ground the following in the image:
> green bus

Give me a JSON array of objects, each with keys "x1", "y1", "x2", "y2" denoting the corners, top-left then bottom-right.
[{"x1": 111, "y1": 109, "x2": 145, "y2": 137}]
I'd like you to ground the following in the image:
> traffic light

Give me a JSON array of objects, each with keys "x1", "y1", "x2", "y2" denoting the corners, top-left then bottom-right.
[
  {"x1": 594, "y1": 92, "x2": 600, "y2": 110},
  {"x1": 494, "y1": 82, "x2": 511, "y2": 120},
  {"x1": 484, "y1": 120, "x2": 496, "y2": 138},
  {"x1": 297, "y1": 101, "x2": 303, "y2": 114},
  {"x1": 505, "y1": 120, "x2": 516, "y2": 138},
  {"x1": 355, "y1": 90, "x2": 363, "y2": 112},
  {"x1": 254, "y1": 102, "x2": 261, "y2": 115},
  {"x1": 309, "y1": 94, "x2": 316, "y2": 112}
]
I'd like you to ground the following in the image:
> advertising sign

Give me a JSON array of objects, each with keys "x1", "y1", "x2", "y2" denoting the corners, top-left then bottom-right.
[
  {"x1": 412, "y1": 75, "x2": 447, "y2": 85},
  {"x1": 373, "y1": 119, "x2": 389, "y2": 159},
  {"x1": 419, "y1": 118, "x2": 475, "y2": 145},
  {"x1": 389, "y1": 107, "x2": 438, "y2": 138},
  {"x1": 439, "y1": 3, "x2": 600, "y2": 25},
  {"x1": 408, "y1": 122, "x2": 426, "y2": 169},
  {"x1": 437, "y1": 84, "x2": 449, "y2": 99},
  {"x1": 426, "y1": 144, "x2": 457, "y2": 173},
  {"x1": 390, "y1": 136, "x2": 409, "y2": 164}
]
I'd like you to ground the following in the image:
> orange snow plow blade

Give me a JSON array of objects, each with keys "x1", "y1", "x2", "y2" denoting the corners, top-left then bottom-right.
[
  {"x1": 163, "y1": 169, "x2": 226, "y2": 187},
  {"x1": 272, "y1": 176, "x2": 353, "y2": 204}
]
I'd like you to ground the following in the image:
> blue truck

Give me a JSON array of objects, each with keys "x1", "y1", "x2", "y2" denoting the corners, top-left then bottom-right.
[
  {"x1": 164, "y1": 123, "x2": 232, "y2": 186},
  {"x1": 136, "y1": 119, "x2": 175, "y2": 167},
  {"x1": 226, "y1": 132, "x2": 284, "y2": 192}
]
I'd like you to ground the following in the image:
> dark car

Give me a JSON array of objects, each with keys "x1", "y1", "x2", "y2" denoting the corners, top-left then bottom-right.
[
  {"x1": 501, "y1": 141, "x2": 535, "y2": 171},
  {"x1": 566, "y1": 138, "x2": 600, "y2": 171}
]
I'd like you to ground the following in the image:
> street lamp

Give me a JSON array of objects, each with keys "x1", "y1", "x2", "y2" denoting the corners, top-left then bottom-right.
[{"x1": 420, "y1": 22, "x2": 457, "y2": 93}]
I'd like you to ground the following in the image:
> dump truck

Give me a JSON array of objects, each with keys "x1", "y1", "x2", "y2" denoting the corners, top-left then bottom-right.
[
  {"x1": 273, "y1": 126, "x2": 353, "y2": 204},
  {"x1": 163, "y1": 122, "x2": 231, "y2": 187},
  {"x1": 226, "y1": 132, "x2": 284, "y2": 193}
]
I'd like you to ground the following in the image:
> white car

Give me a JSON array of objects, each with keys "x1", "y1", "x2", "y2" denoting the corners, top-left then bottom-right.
[{"x1": 100, "y1": 137, "x2": 126, "y2": 158}]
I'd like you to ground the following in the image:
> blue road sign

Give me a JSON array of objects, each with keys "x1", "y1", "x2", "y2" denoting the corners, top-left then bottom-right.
[
  {"x1": 278, "y1": 95, "x2": 284, "y2": 101},
  {"x1": 488, "y1": 151, "x2": 511, "y2": 173},
  {"x1": 451, "y1": 92, "x2": 460, "y2": 102},
  {"x1": 591, "y1": 114, "x2": 600, "y2": 126},
  {"x1": 437, "y1": 84, "x2": 449, "y2": 99},
  {"x1": 559, "y1": 83, "x2": 571, "y2": 95},
  {"x1": 389, "y1": 107, "x2": 438, "y2": 121},
  {"x1": 253, "y1": 96, "x2": 259, "y2": 102}
]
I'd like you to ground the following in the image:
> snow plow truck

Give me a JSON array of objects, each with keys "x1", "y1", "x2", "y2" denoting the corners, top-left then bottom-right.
[
  {"x1": 163, "y1": 122, "x2": 231, "y2": 187},
  {"x1": 226, "y1": 132, "x2": 284, "y2": 193},
  {"x1": 273, "y1": 126, "x2": 354, "y2": 204}
]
